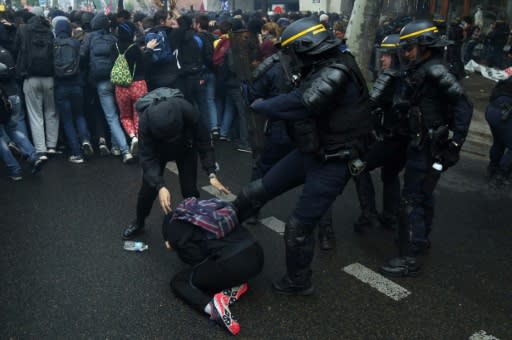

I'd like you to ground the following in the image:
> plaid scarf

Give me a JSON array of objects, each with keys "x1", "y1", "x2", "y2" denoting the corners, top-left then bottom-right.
[{"x1": 171, "y1": 197, "x2": 238, "y2": 239}]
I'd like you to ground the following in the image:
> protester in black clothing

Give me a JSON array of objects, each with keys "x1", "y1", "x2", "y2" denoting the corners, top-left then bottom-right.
[
  {"x1": 122, "y1": 88, "x2": 229, "y2": 239},
  {"x1": 164, "y1": 198, "x2": 263, "y2": 336}
]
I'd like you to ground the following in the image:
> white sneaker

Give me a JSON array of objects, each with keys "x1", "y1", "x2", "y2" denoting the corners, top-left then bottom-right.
[
  {"x1": 130, "y1": 137, "x2": 139, "y2": 156},
  {"x1": 111, "y1": 146, "x2": 121, "y2": 156},
  {"x1": 68, "y1": 155, "x2": 84, "y2": 164},
  {"x1": 122, "y1": 152, "x2": 135, "y2": 164}
]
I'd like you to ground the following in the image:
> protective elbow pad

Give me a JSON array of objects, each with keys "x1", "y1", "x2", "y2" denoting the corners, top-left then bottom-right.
[
  {"x1": 302, "y1": 63, "x2": 349, "y2": 109},
  {"x1": 370, "y1": 70, "x2": 397, "y2": 104},
  {"x1": 427, "y1": 64, "x2": 464, "y2": 101}
]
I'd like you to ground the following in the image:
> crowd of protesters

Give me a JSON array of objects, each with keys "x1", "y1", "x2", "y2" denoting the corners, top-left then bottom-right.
[{"x1": 0, "y1": 4, "x2": 361, "y2": 180}]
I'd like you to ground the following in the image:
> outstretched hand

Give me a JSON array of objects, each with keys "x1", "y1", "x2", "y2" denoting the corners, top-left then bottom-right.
[
  {"x1": 210, "y1": 177, "x2": 231, "y2": 195},
  {"x1": 158, "y1": 187, "x2": 172, "y2": 214}
]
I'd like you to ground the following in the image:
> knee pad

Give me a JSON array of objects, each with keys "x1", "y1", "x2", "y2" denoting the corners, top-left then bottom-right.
[{"x1": 284, "y1": 217, "x2": 314, "y2": 249}]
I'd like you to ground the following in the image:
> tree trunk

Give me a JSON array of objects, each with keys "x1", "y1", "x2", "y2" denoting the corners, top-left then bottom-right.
[{"x1": 346, "y1": 0, "x2": 383, "y2": 82}]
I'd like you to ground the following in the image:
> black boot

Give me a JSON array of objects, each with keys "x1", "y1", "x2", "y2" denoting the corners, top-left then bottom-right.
[
  {"x1": 379, "y1": 256, "x2": 421, "y2": 277},
  {"x1": 273, "y1": 218, "x2": 315, "y2": 295},
  {"x1": 379, "y1": 212, "x2": 398, "y2": 230},
  {"x1": 353, "y1": 210, "x2": 380, "y2": 233},
  {"x1": 122, "y1": 220, "x2": 144, "y2": 240},
  {"x1": 318, "y1": 224, "x2": 336, "y2": 250},
  {"x1": 232, "y1": 179, "x2": 269, "y2": 222},
  {"x1": 272, "y1": 275, "x2": 314, "y2": 296}
]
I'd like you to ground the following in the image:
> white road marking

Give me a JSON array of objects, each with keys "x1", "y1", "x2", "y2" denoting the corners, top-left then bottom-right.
[
  {"x1": 260, "y1": 216, "x2": 285, "y2": 234},
  {"x1": 469, "y1": 331, "x2": 500, "y2": 340},
  {"x1": 343, "y1": 263, "x2": 411, "y2": 301},
  {"x1": 201, "y1": 185, "x2": 237, "y2": 202},
  {"x1": 165, "y1": 162, "x2": 179, "y2": 175}
]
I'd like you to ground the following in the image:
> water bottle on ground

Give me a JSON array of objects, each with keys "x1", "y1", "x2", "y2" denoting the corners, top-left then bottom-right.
[{"x1": 123, "y1": 241, "x2": 149, "y2": 252}]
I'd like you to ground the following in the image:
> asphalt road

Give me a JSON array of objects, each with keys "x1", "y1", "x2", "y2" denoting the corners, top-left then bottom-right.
[{"x1": 1, "y1": 142, "x2": 511, "y2": 339}]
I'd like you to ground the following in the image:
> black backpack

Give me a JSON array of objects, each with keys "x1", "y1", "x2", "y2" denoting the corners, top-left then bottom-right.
[
  {"x1": 0, "y1": 87, "x2": 12, "y2": 124},
  {"x1": 54, "y1": 37, "x2": 80, "y2": 78},
  {"x1": 0, "y1": 46, "x2": 15, "y2": 79},
  {"x1": 89, "y1": 31, "x2": 117, "y2": 81},
  {"x1": 26, "y1": 25, "x2": 54, "y2": 75}
]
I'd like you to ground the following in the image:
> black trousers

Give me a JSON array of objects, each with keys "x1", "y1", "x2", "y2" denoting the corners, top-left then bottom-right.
[
  {"x1": 170, "y1": 239, "x2": 264, "y2": 313},
  {"x1": 135, "y1": 150, "x2": 200, "y2": 226}
]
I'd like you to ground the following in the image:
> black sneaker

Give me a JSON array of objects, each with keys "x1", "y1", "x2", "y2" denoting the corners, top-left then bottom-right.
[
  {"x1": 272, "y1": 275, "x2": 314, "y2": 296},
  {"x1": 122, "y1": 222, "x2": 144, "y2": 240},
  {"x1": 31, "y1": 158, "x2": 44, "y2": 175},
  {"x1": 82, "y1": 141, "x2": 94, "y2": 157},
  {"x1": 8, "y1": 142, "x2": 21, "y2": 157},
  {"x1": 211, "y1": 128, "x2": 220, "y2": 140},
  {"x1": 318, "y1": 224, "x2": 336, "y2": 251},
  {"x1": 380, "y1": 256, "x2": 421, "y2": 277}
]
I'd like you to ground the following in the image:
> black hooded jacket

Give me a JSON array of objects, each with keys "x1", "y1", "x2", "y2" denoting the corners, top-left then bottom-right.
[
  {"x1": 138, "y1": 92, "x2": 216, "y2": 190},
  {"x1": 14, "y1": 16, "x2": 54, "y2": 78}
]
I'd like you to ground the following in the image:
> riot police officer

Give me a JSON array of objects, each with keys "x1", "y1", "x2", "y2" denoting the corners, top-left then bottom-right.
[
  {"x1": 380, "y1": 20, "x2": 473, "y2": 277},
  {"x1": 358, "y1": 34, "x2": 410, "y2": 230},
  {"x1": 248, "y1": 51, "x2": 336, "y2": 250},
  {"x1": 234, "y1": 17, "x2": 373, "y2": 295}
]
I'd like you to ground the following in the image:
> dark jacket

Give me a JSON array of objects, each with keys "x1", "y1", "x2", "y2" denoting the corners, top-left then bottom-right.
[
  {"x1": 196, "y1": 31, "x2": 214, "y2": 72},
  {"x1": 405, "y1": 56, "x2": 473, "y2": 145},
  {"x1": 142, "y1": 26, "x2": 179, "y2": 89},
  {"x1": 176, "y1": 29, "x2": 205, "y2": 77},
  {"x1": 14, "y1": 16, "x2": 54, "y2": 78},
  {"x1": 54, "y1": 20, "x2": 81, "y2": 86},
  {"x1": 0, "y1": 44, "x2": 17, "y2": 96},
  {"x1": 117, "y1": 22, "x2": 145, "y2": 82},
  {"x1": 138, "y1": 96, "x2": 216, "y2": 191},
  {"x1": 164, "y1": 218, "x2": 259, "y2": 267},
  {"x1": 80, "y1": 13, "x2": 117, "y2": 83},
  {"x1": 119, "y1": 42, "x2": 145, "y2": 82}
]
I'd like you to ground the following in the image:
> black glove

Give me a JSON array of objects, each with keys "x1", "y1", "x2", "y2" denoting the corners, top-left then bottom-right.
[{"x1": 439, "y1": 140, "x2": 461, "y2": 169}]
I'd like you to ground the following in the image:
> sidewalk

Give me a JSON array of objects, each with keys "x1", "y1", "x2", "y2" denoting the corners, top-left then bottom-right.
[{"x1": 461, "y1": 73, "x2": 495, "y2": 158}]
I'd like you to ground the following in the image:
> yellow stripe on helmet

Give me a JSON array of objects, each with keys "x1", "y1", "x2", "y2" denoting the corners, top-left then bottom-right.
[
  {"x1": 281, "y1": 24, "x2": 326, "y2": 47},
  {"x1": 400, "y1": 26, "x2": 439, "y2": 41},
  {"x1": 380, "y1": 43, "x2": 398, "y2": 47}
]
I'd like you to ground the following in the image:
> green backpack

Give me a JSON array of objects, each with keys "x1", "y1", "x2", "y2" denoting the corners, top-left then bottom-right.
[{"x1": 110, "y1": 43, "x2": 136, "y2": 87}]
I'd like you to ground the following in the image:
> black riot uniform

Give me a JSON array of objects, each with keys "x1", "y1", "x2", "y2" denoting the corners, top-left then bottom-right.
[
  {"x1": 380, "y1": 20, "x2": 473, "y2": 277},
  {"x1": 247, "y1": 51, "x2": 336, "y2": 250},
  {"x1": 357, "y1": 34, "x2": 410, "y2": 230},
  {"x1": 233, "y1": 17, "x2": 372, "y2": 294}
]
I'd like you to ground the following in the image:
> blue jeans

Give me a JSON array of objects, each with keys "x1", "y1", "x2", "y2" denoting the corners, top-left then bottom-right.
[
  {"x1": 4, "y1": 96, "x2": 38, "y2": 162},
  {"x1": 55, "y1": 84, "x2": 91, "y2": 156},
  {"x1": 220, "y1": 88, "x2": 249, "y2": 146},
  {"x1": 201, "y1": 72, "x2": 218, "y2": 131},
  {"x1": 0, "y1": 127, "x2": 22, "y2": 176},
  {"x1": 96, "y1": 80, "x2": 128, "y2": 154}
]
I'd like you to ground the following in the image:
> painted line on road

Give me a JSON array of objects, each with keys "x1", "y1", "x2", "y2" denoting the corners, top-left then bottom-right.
[
  {"x1": 343, "y1": 263, "x2": 411, "y2": 301},
  {"x1": 201, "y1": 185, "x2": 237, "y2": 202},
  {"x1": 165, "y1": 162, "x2": 179, "y2": 175},
  {"x1": 469, "y1": 331, "x2": 500, "y2": 340},
  {"x1": 260, "y1": 216, "x2": 285, "y2": 234}
]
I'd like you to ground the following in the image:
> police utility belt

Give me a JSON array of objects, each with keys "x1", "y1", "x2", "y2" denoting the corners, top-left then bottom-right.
[
  {"x1": 321, "y1": 148, "x2": 366, "y2": 176},
  {"x1": 407, "y1": 106, "x2": 449, "y2": 149}
]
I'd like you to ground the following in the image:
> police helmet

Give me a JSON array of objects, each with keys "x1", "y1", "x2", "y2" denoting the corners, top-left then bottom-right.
[
  {"x1": 399, "y1": 20, "x2": 447, "y2": 48},
  {"x1": 280, "y1": 16, "x2": 339, "y2": 55},
  {"x1": 379, "y1": 34, "x2": 400, "y2": 52}
]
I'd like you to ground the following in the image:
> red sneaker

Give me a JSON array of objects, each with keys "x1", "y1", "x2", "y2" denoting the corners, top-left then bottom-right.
[
  {"x1": 223, "y1": 283, "x2": 249, "y2": 306},
  {"x1": 210, "y1": 293, "x2": 240, "y2": 335}
]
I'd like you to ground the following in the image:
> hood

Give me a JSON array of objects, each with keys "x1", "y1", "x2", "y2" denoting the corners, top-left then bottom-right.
[
  {"x1": 55, "y1": 19, "x2": 72, "y2": 38},
  {"x1": 91, "y1": 13, "x2": 110, "y2": 31},
  {"x1": 27, "y1": 15, "x2": 51, "y2": 29}
]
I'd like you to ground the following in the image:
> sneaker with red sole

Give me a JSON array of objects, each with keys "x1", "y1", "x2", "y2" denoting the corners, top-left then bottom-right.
[
  {"x1": 210, "y1": 293, "x2": 240, "y2": 335},
  {"x1": 222, "y1": 283, "x2": 249, "y2": 306}
]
